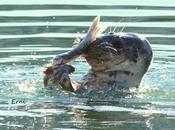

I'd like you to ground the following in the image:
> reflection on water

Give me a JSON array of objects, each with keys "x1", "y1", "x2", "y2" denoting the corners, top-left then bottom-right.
[{"x1": 0, "y1": 0, "x2": 175, "y2": 129}]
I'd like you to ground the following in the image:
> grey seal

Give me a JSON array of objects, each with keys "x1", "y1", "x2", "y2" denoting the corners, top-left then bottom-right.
[{"x1": 43, "y1": 16, "x2": 153, "y2": 93}]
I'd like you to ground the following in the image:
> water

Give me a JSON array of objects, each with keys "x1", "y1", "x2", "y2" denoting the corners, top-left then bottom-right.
[{"x1": 0, "y1": 0, "x2": 175, "y2": 129}]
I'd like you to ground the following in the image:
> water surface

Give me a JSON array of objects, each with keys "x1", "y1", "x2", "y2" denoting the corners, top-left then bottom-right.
[{"x1": 0, "y1": 0, "x2": 175, "y2": 130}]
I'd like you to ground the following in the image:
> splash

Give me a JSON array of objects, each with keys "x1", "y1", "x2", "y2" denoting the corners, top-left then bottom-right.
[{"x1": 16, "y1": 80, "x2": 36, "y2": 93}]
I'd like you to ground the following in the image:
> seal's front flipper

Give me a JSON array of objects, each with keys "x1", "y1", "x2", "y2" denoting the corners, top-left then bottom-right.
[
  {"x1": 53, "y1": 64, "x2": 75, "y2": 92},
  {"x1": 43, "y1": 64, "x2": 75, "y2": 92},
  {"x1": 58, "y1": 73, "x2": 74, "y2": 92},
  {"x1": 43, "y1": 65, "x2": 53, "y2": 86}
]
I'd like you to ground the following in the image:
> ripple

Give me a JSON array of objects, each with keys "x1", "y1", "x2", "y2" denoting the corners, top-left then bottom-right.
[
  {"x1": 28, "y1": 108, "x2": 66, "y2": 115},
  {"x1": 0, "y1": 0, "x2": 174, "y2": 7},
  {"x1": 0, "y1": 47, "x2": 71, "y2": 52},
  {"x1": 0, "y1": 21, "x2": 175, "y2": 28},
  {"x1": 0, "y1": 33, "x2": 175, "y2": 39},
  {"x1": 70, "y1": 104, "x2": 175, "y2": 116},
  {"x1": 0, "y1": 9, "x2": 175, "y2": 17},
  {"x1": 0, "y1": 110, "x2": 43, "y2": 117}
]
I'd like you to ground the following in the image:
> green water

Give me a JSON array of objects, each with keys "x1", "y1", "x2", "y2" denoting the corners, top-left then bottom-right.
[{"x1": 0, "y1": 0, "x2": 175, "y2": 130}]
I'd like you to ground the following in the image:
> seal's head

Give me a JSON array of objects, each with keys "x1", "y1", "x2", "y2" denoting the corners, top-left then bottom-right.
[{"x1": 82, "y1": 32, "x2": 153, "y2": 88}]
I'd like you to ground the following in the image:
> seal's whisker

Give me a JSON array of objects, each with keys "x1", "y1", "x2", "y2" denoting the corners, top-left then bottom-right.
[
  {"x1": 106, "y1": 27, "x2": 111, "y2": 33},
  {"x1": 120, "y1": 25, "x2": 126, "y2": 33},
  {"x1": 115, "y1": 18, "x2": 125, "y2": 34},
  {"x1": 109, "y1": 26, "x2": 112, "y2": 33},
  {"x1": 112, "y1": 26, "x2": 118, "y2": 33}
]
